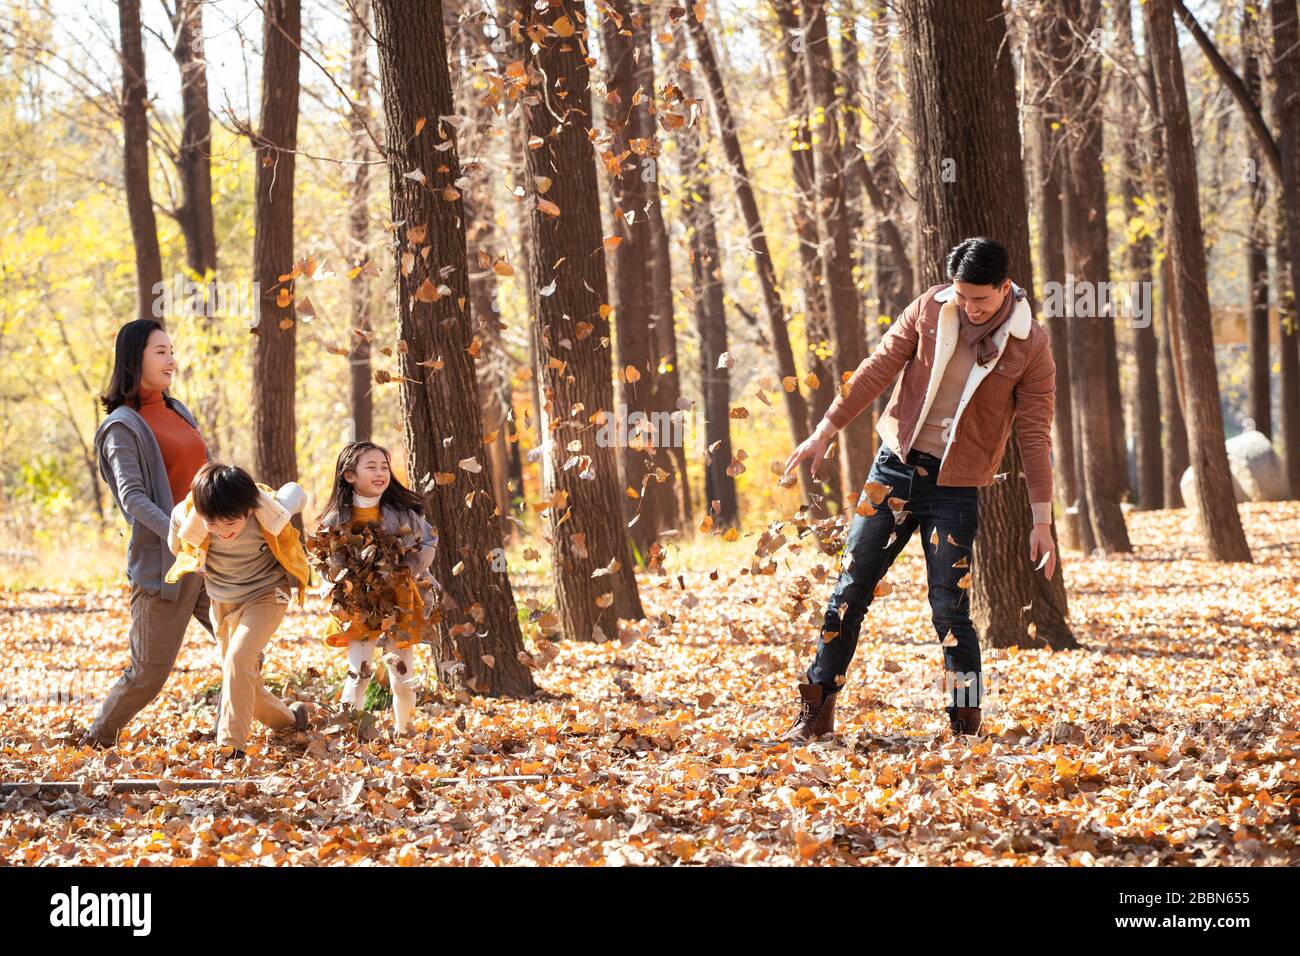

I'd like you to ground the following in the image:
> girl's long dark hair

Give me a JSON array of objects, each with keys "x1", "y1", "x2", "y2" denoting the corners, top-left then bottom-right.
[
  {"x1": 321, "y1": 441, "x2": 427, "y2": 522},
  {"x1": 100, "y1": 319, "x2": 174, "y2": 413}
]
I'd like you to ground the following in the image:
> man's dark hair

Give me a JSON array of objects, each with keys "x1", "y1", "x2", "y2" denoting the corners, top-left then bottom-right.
[
  {"x1": 946, "y1": 237, "x2": 1009, "y2": 287},
  {"x1": 191, "y1": 462, "x2": 261, "y2": 522}
]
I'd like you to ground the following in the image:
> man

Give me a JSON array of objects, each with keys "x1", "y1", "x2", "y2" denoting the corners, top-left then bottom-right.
[{"x1": 780, "y1": 237, "x2": 1057, "y2": 741}]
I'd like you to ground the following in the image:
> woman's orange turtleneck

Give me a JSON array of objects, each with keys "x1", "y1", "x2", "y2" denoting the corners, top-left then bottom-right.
[{"x1": 135, "y1": 387, "x2": 208, "y2": 505}]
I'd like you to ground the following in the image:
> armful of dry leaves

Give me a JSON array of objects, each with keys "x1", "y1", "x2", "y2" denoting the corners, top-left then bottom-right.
[{"x1": 305, "y1": 521, "x2": 437, "y2": 642}]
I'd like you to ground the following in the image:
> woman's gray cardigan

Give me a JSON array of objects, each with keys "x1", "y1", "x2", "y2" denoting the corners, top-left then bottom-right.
[{"x1": 94, "y1": 398, "x2": 204, "y2": 601}]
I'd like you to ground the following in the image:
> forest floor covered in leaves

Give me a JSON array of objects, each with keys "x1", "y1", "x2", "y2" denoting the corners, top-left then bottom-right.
[{"x1": 2, "y1": 502, "x2": 1297, "y2": 866}]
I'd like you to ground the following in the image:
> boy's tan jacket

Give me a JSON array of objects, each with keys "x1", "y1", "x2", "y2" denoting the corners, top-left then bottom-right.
[{"x1": 165, "y1": 482, "x2": 311, "y2": 605}]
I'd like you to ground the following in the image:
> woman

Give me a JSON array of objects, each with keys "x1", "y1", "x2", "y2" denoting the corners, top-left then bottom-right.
[{"x1": 80, "y1": 319, "x2": 212, "y2": 748}]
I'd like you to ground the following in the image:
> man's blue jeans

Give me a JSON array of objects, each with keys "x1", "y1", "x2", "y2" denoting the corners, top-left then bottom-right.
[{"x1": 806, "y1": 444, "x2": 983, "y2": 717}]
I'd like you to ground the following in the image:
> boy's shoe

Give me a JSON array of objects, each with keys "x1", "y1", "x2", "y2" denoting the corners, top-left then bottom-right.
[
  {"x1": 78, "y1": 731, "x2": 113, "y2": 750},
  {"x1": 290, "y1": 702, "x2": 310, "y2": 732}
]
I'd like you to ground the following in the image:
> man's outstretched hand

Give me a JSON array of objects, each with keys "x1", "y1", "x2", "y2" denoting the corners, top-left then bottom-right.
[
  {"x1": 1029, "y1": 524, "x2": 1056, "y2": 580},
  {"x1": 781, "y1": 423, "x2": 834, "y2": 482}
]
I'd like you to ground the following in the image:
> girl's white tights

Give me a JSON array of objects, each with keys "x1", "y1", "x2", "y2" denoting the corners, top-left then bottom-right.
[{"x1": 340, "y1": 638, "x2": 419, "y2": 733}]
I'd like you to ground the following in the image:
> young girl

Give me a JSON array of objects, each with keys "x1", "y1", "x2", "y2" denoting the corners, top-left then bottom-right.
[{"x1": 314, "y1": 442, "x2": 438, "y2": 734}]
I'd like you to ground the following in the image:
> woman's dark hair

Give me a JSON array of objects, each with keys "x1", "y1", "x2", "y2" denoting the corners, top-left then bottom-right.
[
  {"x1": 946, "y1": 237, "x2": 1009, "y2": 287},
  {"x1": 191, "y1": 462, "x2": 262, "y2": 522},
  {"x1": 101, "y1": 319, "x2": 175, "y2": 414},
  {"x1": 321, "y1": 441, "x2": 427, "y2": 521}
]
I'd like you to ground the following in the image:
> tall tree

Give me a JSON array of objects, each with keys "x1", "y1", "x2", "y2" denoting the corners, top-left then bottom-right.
[
  {"x1": 372, "y1": 0, "x2": 536, "y2": 696},
  {"x1": 1162, "y1": 0, "x2": 1299, "y2": 495},
  {"x1": 862, "y1": 0, "x2": 913, "y2": 420},
  {"x1": 347, "y1": 0, "x2": 374, "y2": 443},
  {"x1": 800, "y1": 1, "x2": 873, "y2": 493},
  {"x1": 899, "y1": 0, "x2": 1074, "y2": 649},
  {"x1": 683, "y1": 8, "x2": 817, "y2": 502},
  {"x1": 517, "y1": 0, "x2": 644, "y2": 639},
  {"x1": 164, "y1": 0, "x2": 217, "y2": 284},
  {"x1": 600, "y1": 0, "x2": 672, "y2": 555},
  {"x1": 1243, "y1": 2, "x2": 1270, "y2": 441},
  {"x1": 164, "y1": 0, "x2": 222, "y2": 449},
  {"x1": 1050, "y1": 0, "x2": 1131, "y2": 551},
  {"x1": 1278, "y1": 218, "x2": 1300, "y2": 497},
  {"x1": 1140, "y1": 54, "x2": 1190, "y2": 510},
  {"x1": 451, "y1": 1, "x2": 518, "y2": 525},
  {"x1": 251, "y1": 0, "x2": 301, "y2": 494},
  {"x1": 772, "y1": 0, "x2": 841, "y2": 512},
  {"x1": 1159, "y1": 257, "x2": 1190, "y2": 508},
  {"x1": 850, "y1": 1, "x2": 914, "y2": 331},
  {"x1": 673, "y1": 32, "x2": 738, "y2": 526},
  {"x1": 1116, "y1": 0, "x2": 1161, "y2": 510},
  {"x1": 1145, "y1": 0, "x2": 1252, "y2": 561},
  {"x1": 1026, "y1": 8, "x2": 1084, "y2": 549},
  {"x1": 638, "y1": 5, "x2": 692, "y2": 528},
  {"x1": 118, "y1": 0, "x2": 163, "y2": 323},
  {"x1": 1271, "y1": 0, "x2": 1300, "y2": 495}
]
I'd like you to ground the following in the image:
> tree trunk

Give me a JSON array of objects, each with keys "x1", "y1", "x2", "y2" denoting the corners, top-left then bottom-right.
[
  {"x1": 1271, "y1": 0, "x2": 1300, "y2": 497},
  {"x1": 347, "y1": 0, "x2": 373, "y2": 443},
  {"x1": 166, "y1": 0, "x2": 222, "y2": 450},
  {"x1": 847, "y1": 3, "x2": 913, "y2": 328},
  {"x1": 1245, "y1": 20, "x2": 1270, "y2": 443},
  {"x1": 1146, "y1": 0, "x2": 1252, "y2": 561},
  {"x1": 1140, "y1": 45, "x2": 1189, "y2": 512},
  {"x1": 863, "y1": 0, "x2": 910, "y2": 420},
  {"x1": 1159, "y1": 256, "x2": 1189, "y2": 508},
  {"x1": 451, "y1": 1, "x2": 516, "y2": 527},
  {"x1": 251, "y1": 0, "x2": 301, "y2": 494},
  {"x1": 517, "y1": 0, "x2": 644, "y2": 639},
  {"x1": 1027, "y1": 11, "x2": 1082, "y2": 547},
  {"x1": 1117, "y1": 0, "x2": 1162, "y2": 510},
  {"x1": 1278, "y1": 216, "x2": 1300, "y2": 496},
  {"x1": 683, "y1": 8, "x2": 817, "y2": 504},
  {"x1": 601, "y1": 1, "x2": 671, "y2": 556},
  {"x1": 800, "y1": 1, "x2": 873, "y2": 494},
  {"x1": 372, "y1": 0, "x2": 536, "y2": 696},
  {"x1": 637, "y1": 8, "x2": 692, "y2": 529},
  {"x1": 1052, "y1": 0, "x2": 1131, "y2": 551},
  {"x1": 675, "y1": 31, "x2": 738, "y2": 527},
  {"x1": 837, "y1": 5, "x2": 865, "y2": 260},
  {"x1": 118, "y1": 0, "x2": 163, "y2": 323},
  {"x1": 899, "y1": 0, "x2": 1074, "y2": 649},
  {"x1": 167, "y1": 0, "x2": 217, "y2": 281},
  {"x1": 772, "y1": 0, "x2": 840, "y2": 512}
]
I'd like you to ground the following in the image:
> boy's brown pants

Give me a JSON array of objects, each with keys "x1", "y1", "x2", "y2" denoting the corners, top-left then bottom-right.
[{"x1": 208, "y1": 584, "x2": 296, "y2": 750}]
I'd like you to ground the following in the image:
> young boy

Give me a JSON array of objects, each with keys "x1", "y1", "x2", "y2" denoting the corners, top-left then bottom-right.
[{"x1": 166, "y1": 462, "x2": 312, "y2": 759}]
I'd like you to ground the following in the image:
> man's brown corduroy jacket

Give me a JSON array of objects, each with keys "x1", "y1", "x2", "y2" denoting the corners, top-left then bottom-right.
[{"x1": 824, "y1": 282, "x2": 1056, "y2": 520}]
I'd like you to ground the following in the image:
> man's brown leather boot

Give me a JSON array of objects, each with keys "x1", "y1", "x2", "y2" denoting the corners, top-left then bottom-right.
[
  {"x1": 780, "y1": 683, "x2": 838, "y2": 742},
  {"x1": 950, "y1": 706, "x2": 981, "y2": 736}
]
